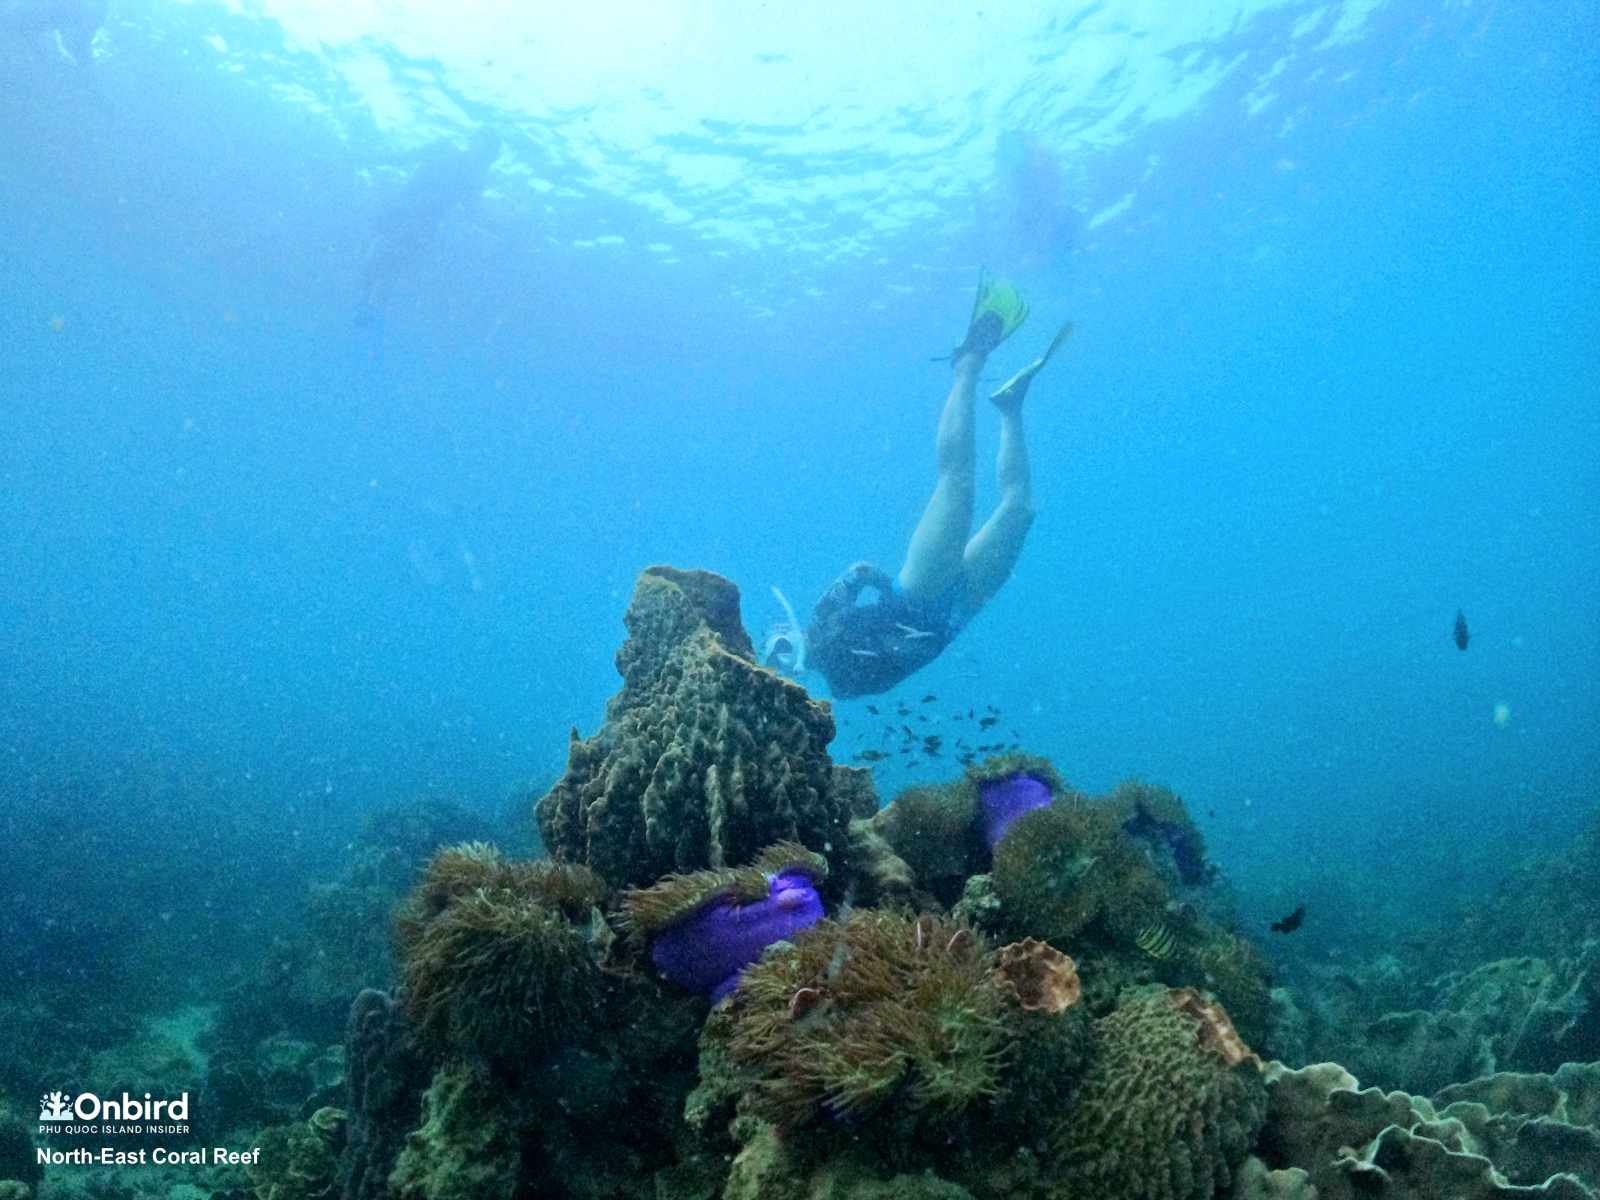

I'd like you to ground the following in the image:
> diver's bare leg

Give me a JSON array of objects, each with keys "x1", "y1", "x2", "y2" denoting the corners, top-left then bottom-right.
[
  {"x1": 897, "y1": 354, "x2": 981, "y2": 602},
  {"x1": 961, "y1": 392, "x2": 1035, "y2": 610}
]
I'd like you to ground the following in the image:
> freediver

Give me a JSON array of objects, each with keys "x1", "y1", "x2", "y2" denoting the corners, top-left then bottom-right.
[
  {"x1": 354, "y1": 126, "x2": 502, "y2": 329},
  {"x1": 765, "y1": 272, "x2": 1074, "y2": 698}
]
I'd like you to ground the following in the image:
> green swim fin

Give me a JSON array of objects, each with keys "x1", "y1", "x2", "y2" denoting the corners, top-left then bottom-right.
[{"x1": 951, "y1": 269, "x2": 1028, "y2": 360}]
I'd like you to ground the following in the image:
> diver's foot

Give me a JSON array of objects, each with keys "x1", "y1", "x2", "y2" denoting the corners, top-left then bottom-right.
[
  {"x1": 989, "y1": 319, "x2": 1075, "y2": 410},
  {"x1": 951, "y1": 270, "x2": 1028, "y2": 361},
  {"x1": 989, "y1": 360, "x2": 1045, "y2": 411}
]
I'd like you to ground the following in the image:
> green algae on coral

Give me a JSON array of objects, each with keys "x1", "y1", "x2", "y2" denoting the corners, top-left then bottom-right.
[
  {"x1": 249, "y1": 1109, "x2": 345, "y2": 1200},
  {"x1": 389, "y1": 1063, "x2": 520, "y2": 1200}
]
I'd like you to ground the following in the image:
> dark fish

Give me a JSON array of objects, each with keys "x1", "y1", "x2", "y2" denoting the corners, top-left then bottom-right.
[
  {"x1": 854, "y1": 750, "x2": 889, "y2": 763},
  {"x1": 917, "y1": 714, "x2": 929, "y2": 723},
  {"x1": 866, "y1": 704, "x2": 880, "y2": 715},
  {"x1": 979, "y1": 716, "x2": 999, "y2": 729},
  {"x1": 1453, "y1": 609, "x2": 1470, "y2": 651},
  {"x1": 1270, "y1": 905, "x2": 1306, "y2": 934},
  {"x1": 897, "y1": 705, "x2": 911, "y2": 716},
  {"x1": 921, "y1": 745, "x2": 942, "y2": 758},
  {"x1": 902, "y1": 725, "x2": 918, "y2": 739},
  {"x1": 920, "y1": 693, "x2": 938, "y2": 703}
]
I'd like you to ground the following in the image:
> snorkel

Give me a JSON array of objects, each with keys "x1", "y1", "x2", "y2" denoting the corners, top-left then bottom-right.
[{"x1": 763, "y1": 585, "x2": 807, "y2": 675}]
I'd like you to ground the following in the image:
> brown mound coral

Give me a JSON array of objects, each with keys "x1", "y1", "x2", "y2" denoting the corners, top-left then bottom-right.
[
  {"x1": 1050, "y1": 986, "x2": 1265, "y2": 1199},
  {"x1": 536, "y1": 566, "x2": 852, "y2": 888},
  {"x1": 724, "y1": 911, "x2": 1012, "y2": 1127}
]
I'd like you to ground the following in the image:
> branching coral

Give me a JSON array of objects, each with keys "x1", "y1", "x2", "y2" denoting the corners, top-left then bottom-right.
[{"x1": 725, "y1": 911, "x2": 1012, "y2": 1127}]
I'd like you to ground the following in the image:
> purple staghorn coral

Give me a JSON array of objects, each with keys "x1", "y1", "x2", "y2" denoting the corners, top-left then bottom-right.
[
  {"x1": 649, "y1": 872, "x2": 824, "y2": 1000},
  {"x1": 980, "y1": 771, "x2": 1053, "y2": 849}
]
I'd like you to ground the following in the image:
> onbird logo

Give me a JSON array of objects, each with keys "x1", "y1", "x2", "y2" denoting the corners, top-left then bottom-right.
[{"x1": 40, "y1": 1091, "x2": 73, "y2": 1121}]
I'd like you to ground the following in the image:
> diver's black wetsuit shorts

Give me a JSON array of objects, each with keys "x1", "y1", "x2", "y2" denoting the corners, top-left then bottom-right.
[{"x1": 806, "y1": 562, "x2": 955, "y2": 698}]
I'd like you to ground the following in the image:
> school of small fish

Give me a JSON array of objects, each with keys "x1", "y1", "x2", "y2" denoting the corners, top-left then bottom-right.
[{"x1": 847, "y1": 693, "x2": 1021, "y2": 769}]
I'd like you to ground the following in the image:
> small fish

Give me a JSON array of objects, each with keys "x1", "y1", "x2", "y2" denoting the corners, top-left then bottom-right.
[
  {"x1": 921, "y1": 745, "x2": 942, "y2": 758},
  {"x1": 849, "y1": 649, "x2": 879, "y2": 658},
  {"x1": 1135, "y1": 923, "x2": 1176, "y2": 960},
  {"x1": 866, "y1": 704, "x2": 880, "y2": 715},
  {"x1": 902, "y1": 725, "x2": 918, "y2": 739},
  {"x1": 1270, "y1": 905, "x2": 1306, "y2": 934},
  {"x1": 917, "y1": 714, "x2": 930, "y2": 723},
  {"x1": 1453, "y1": 609, "x2": 1470, "y2": 651},
  {"x1": 979, "y1": 716, "x2": 999, "y2": 729},
  {"x1": 920, "y1": 693, "x2": 938, "y2": 703},
  {"x1": 854, "y1": 750, "x2": 889, "y2": 763},
  {"x1": 897, "y1": 705, "x2": 912, "y2": 717},
  {"x1": 895, "y1": 623, "x2": 935, "y2": 640},
  {"x1": 958, "y1": 754, "x2": 975, "y2": 766}
]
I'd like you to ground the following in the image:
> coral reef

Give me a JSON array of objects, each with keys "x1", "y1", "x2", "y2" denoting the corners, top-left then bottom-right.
[
  {"x1": 537, "y1": 566, "x2": 852, "y2": 888},
  {"x1": 1281, "y1": 943, "x2": 1600, "y2": 1094},
  {"x1": 0, "y1": 1097, "x2": 40, "y2": 1197},
  {"x1": 387, "y1": 1063, "x2": 521, "y2": 1200},
  {"x1": 1452, "y1": 811, "x2": 1600, "y2": 963},
  {"x1": 1250, "y1": 1060, "x2": 1600, "y2": 1199},
  {"x1": 342, "y1": 988, "x2": 430, "y2": 1200},
  {"x1": 870, "y1": 754, "x2": 1070, "y2": 905},
  {"x1": 249, "y1": 1108, "x2": 345, "y2": 1200},
  {"x1": 622, "y1": 842, "x2": 828, "y2": 999},
  {"x1": 990, "y1": 794, "x2": 1166, "y2": 947},
  {"x1": 869, "y1": 780, "x2": 986, "y2": 903},
  {"x1": 991, "y1": 938, "x2": 1080, "y2": 1014},
  {"x1": 978, "y1": 771, "x2": 1053, "y2": 850},
  {"x1": 1107, "y1": 779, "x2": 1209, "y2": 886},
  {"x1": 723, "y1": 911, "x2": 1013, "y2": 1128},
  {"x1": 394, "y1": 842, "x2": 612, "y2": 1066},
  {"x1": 1048, "y1": 986, "x2": 1266, "y2": 1200}
]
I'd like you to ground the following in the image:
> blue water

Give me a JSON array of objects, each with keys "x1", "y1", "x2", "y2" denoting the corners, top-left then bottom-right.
[{"x1": 2, "y1": 0, "x2": 1596, "y2": 952}]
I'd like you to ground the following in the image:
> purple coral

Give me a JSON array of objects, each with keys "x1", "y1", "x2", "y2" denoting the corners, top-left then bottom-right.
[
  {"x1": 980, "y1": 771, "x2": 1053, "y2": 849},
  {"x1": 650, "y1": 872, "x2": 824, "y2": 1000}
]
